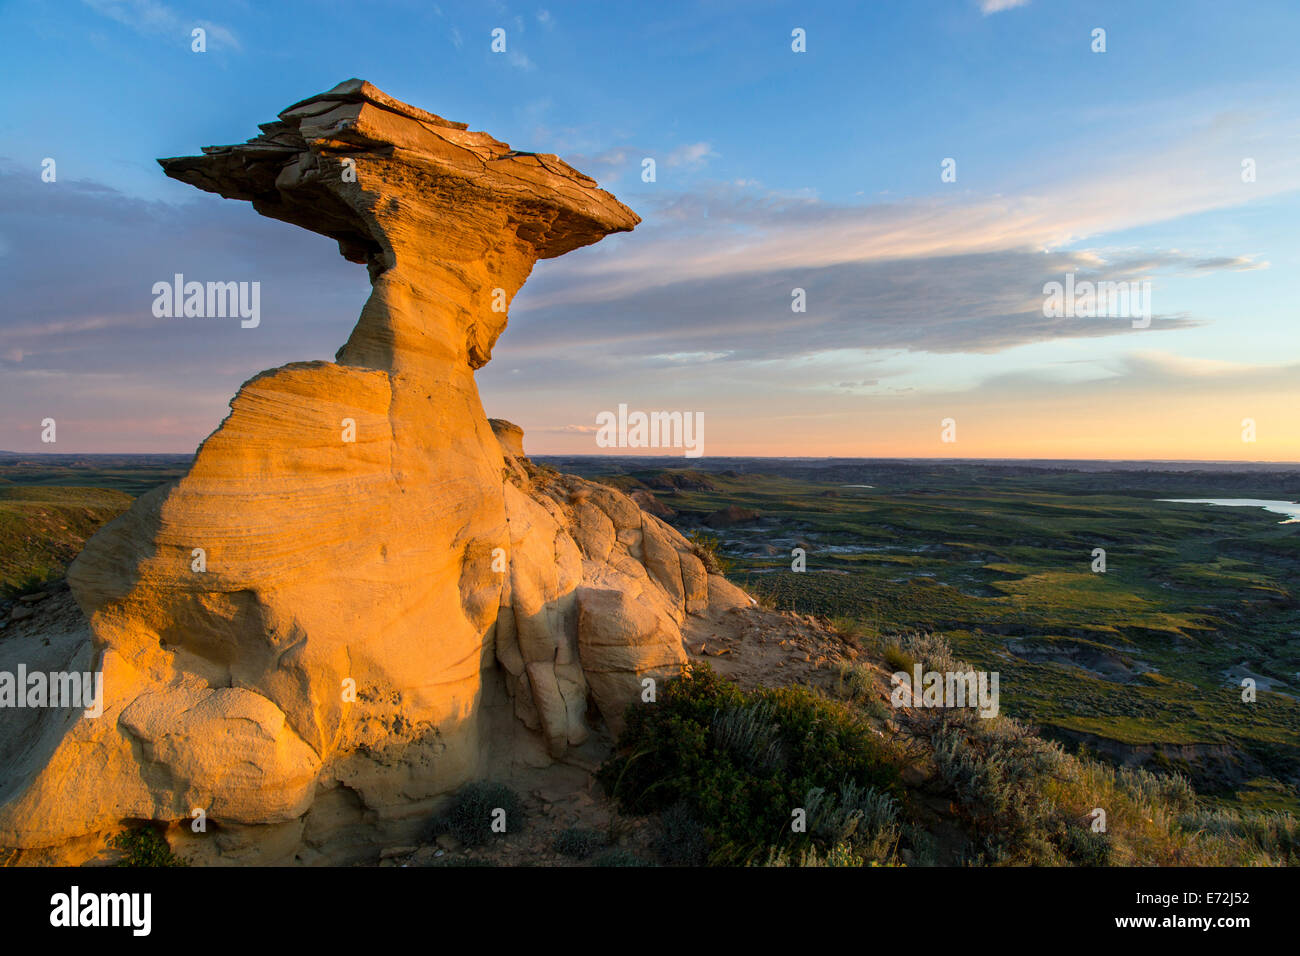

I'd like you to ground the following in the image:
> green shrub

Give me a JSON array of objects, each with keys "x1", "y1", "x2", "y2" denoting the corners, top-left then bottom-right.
[
  {"x1": 1178, "y1": 808, "x2": 1299, "y2": 864},
  {"x1": 802, "y1": 779, "x2": 900, "y2": 860},
  {"x1": 900, "y1": 823, "x2": 941, "y2": 867},
  {"x1": 686, "y1": 530, "x2": 731, "y2": 574},
  {"x1": 110, "y1": 826, "x2": 187, "y2": 867},
  {"x1": 756, "y1": 841, "x2": 899, "y2": 867},
  {"x1": 828, "y1": 616, "x2": 874, "y2": 650},
  {"x1": 882, "y1": 642, "x2": 916, "y2": 676},
  {"x1": 1118, "y1": 765, "x2": 1197, "y2": 814},
  {"x1": 1059, "y1": 824, "x2": 1113, "y2": 866},
  {"x1": 654, "y1": 801, "x2": 710, "y2": 866},
  {"x1": 553, "y1": 827, "x2": 604, "y2": 859},
  {"x1": 711, "y1": 700, "x2": 784, "y2": 772},
  {"x1": 834, "y1": 662, "x2": 874, "y2": 703},
  {"x1": 598, "y1": 664, "x2": 901, "y2": 864},
  {"x1": 931, "y1": 717, "x2": 1069, "y2": 862},
  {"x1": 434, "y1": 782, "x2": 523, "y2": 847}
]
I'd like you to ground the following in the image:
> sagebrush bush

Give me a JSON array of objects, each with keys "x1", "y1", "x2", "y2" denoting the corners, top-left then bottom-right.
[
  {"x1": 686, "y1": 530, "x2": 730, "y2": 574},
  {"x1": 601, "y1": 630, "x2": 1296, "y2": 867},
  {"x1": 900, "y1": 823, "x2": 941, "y2": 867},
  {"x1": 1058, "y1": 824, "x2": 1113, "y2": 866},
  {"x1": 882, "y1": 642, "x2": 916, "y2": 676},
  {"x1": 904, "y1": 632, "x2": 959, "y2": 672},
  {"x1": 110, "y1": 826, "x2": 187, "y2": 867},
  {"x1": 933, "y1": 719, "x2": 1063, "y2": 824},
  {"x1": 1177, "y1": 808, "x2": 1299, "y2": 865},
  {"x1": 828, "y1": 616, "x2": 872, "y2": 649},
  {"x1": 598, "y1": 664, "x2": 902, "y2": 864},
  {"x1": 654, "y1": 801, "x2": 710, "y2": 866},
  {"x1": 833, "y1": 662, "x2": 875, "y2": 704},
  {"x1": 802, "y1": 779, "x2": 900, "y2": 860},
  {"x1": 1118, "y1": 765, "x2": 1197, "y2": 813},
  {"x1": 892, "y1": 633, "x2": 1298, "y2": 866},
  {"x1": 434, "y1": 782, "x2": 523, "y2": 847},
  {"x1": 553, "y1": 827, "x2": 604, "y2": 859},
  {"x1": 757, "y1": 842, "x2": 876, "y2": 867},
  {"x1": 711, "y1": 700, "x2": 784, "y2": 772}
]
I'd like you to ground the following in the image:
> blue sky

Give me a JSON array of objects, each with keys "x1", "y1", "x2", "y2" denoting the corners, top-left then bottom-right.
[{"x1": 2, "y1": 0, "x2": 1298, "y2": 458}]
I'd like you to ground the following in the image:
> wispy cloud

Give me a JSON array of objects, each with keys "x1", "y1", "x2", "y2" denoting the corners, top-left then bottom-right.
[
  {"x1": 83, "y1": 0, "x2": 241, "y2": 50},
  {"x1": 533, "y1": 106, "x2": 1300, "y2": 312},
  {"x1": 561, "y1": 141, "x2": 715, "y2": 185},
  {"x1": 979, "y1": 0, "x2": 1031, "y2": 14},
  {"x1": 484, "y1": 106, "x2": 1298, "y2": 383},
  {"x1": 666, "y1": 142, "x2": 717, "y2": 168},
  {"x1": 533, "y1": 424, "x2": 599, "y2": 434},
  {"x1": 1112, "y1": 350, "x2": 1271, "y2": 380},
  {"x1": 507, "y1": 244, "x2": 1216, "y2": 368},
  {"x1": 560, "y1": 147, "x2": 633, "y2": 184},
  {"x1": 1190, "y1": 255, "x2": 1267, "y2": 271}
]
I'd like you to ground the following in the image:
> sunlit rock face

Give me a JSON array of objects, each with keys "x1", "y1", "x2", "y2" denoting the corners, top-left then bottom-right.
[{"x1": 0, "y1": 81, "x2": 751, "y2": 865}]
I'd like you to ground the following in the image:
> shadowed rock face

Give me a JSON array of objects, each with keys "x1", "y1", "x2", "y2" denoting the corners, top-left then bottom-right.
[{"x1": 0, "y1": 81, "x2": 749, "y2": 865}]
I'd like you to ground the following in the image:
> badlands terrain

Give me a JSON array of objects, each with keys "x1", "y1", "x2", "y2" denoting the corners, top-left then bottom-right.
[{"x1": 0, "y1": 82, "x2": 1295, "y2": 868}]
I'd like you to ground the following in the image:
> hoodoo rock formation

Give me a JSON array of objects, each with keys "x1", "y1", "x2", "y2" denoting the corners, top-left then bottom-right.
[{"x1": 0, "y1": 80, "x2": 754, "y2": 865}]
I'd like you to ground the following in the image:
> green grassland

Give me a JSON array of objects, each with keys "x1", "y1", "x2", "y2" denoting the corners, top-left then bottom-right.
[
  {"x1": 0, "y1": 452, "x2": 190, "y2": 497},
  {"x1": 5, "y1": 453, "x2": 1298, "y2": 817},
  {"x1": 583, "y1": 465, "x2": 1300, "y2": 814},
  {"x1": 0, "y1": 486, "x2": 134, "y2": 596},
  {"x1": 0, "y1": 453, "x2": 189, "y2": 597}
]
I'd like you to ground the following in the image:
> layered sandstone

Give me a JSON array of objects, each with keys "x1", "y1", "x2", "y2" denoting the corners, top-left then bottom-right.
[{"x1": 0, "y1": 80, "x2": 753, "y2": 865}]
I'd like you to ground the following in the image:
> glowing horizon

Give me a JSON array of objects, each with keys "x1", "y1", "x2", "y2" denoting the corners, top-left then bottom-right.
[{"x1": 2, "y1": 1, "x2": 1297, "y2": 462}]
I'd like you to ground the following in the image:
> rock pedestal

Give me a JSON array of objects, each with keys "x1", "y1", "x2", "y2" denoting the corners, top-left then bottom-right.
[{"x1": 0, "y1": 81, "x2": 751, "y2": 864}]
